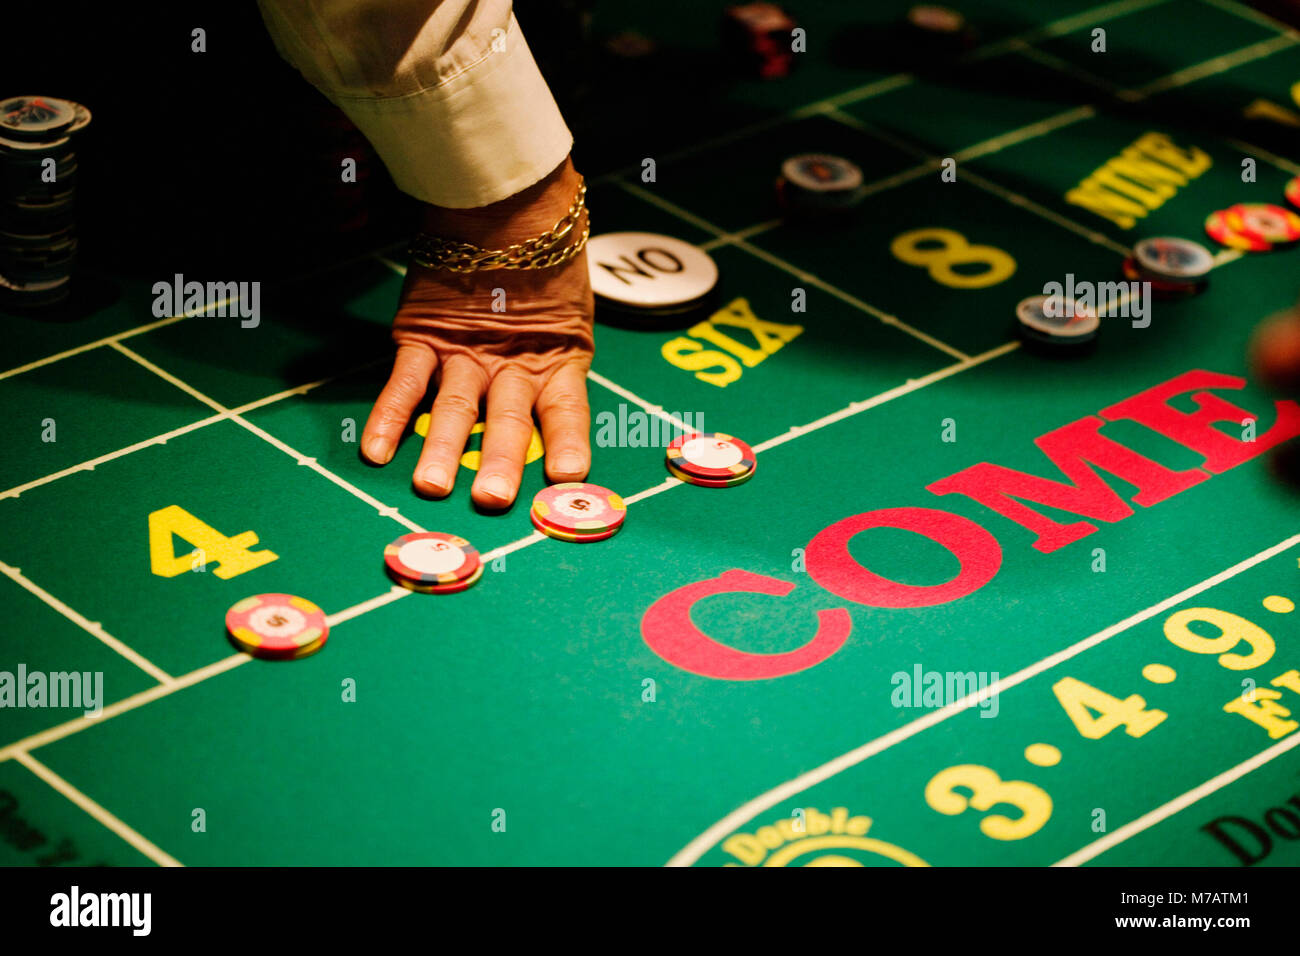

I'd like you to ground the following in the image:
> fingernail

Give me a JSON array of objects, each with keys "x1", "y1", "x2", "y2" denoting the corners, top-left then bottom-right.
[
  {"x1": 554, "y1": 454, "x2": 583, "y2": 475},
  {"x1": 364, "y1": 438, "x2": 392, "y2": 464},
  {"x1": 477, "y1": 474, "x2": 512, "y2": 503},
  {"x1": 421, "y1": 465, "x2": 449, "y2": 490}
]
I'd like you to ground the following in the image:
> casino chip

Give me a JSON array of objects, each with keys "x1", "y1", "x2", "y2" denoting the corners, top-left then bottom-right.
[
  {"x1": 776, "y1": 154, "x2": 867, "y2": 220},
  {"x1": 396, "y1": 563, "x2": 486, "y2": 594},
  {"x1": 1125, "y1": 236, "x2": 1212, "y2": 298},
  {"x1": 1205, "y1": 208, "x2": 1271, "y2": 252},
  {"x1": 666, "y1": 432, "x2": 757, "y2": 486},
  {"x1": 587, "y1": 232, "x2": 719, "y2": 318},
  {"x1": 1015, "y1": 294, "x2": 1099, "y2": 350},
  {"x1": 1223, "y1": 203, "x2": 1300, "y2": 245},
  {"x1": 902, "y1": 5, "x2": 977, "y2": 58},
  {"x1": 1132, "y1": 236, "x2": 1213, "y2": 282},
  {"x1": 667, "y1": 459, "x2": 756, "y2": 488},
  {"x1": 531, "y1": 482, "x2": 626, "y2": 540},
  {"x1": 0, "y1": 94, "x2": 91, "y2": 310},
  {"x1": 1286, "y1": 176, "x2": 1300, "y2": 212},
  {"x1": 226, "y1": 593, "x2": 329, "y2": 660},
  {"x1": 0, "y1": 96, "x2": 78, "y2": 141},
  {"x1": 529, "y1": 511, "x2": 621, "y2": 542},
  {"x1": 384, "y1": 531, "x2": 482, "y2": 594}
]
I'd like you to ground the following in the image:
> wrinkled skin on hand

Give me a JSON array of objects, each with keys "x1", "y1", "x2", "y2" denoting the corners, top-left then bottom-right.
[{"x1": 360, "y1": 157, "x2": 594, "y2": 509}]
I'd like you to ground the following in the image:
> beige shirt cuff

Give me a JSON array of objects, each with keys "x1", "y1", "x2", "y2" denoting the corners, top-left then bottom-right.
[{"x1": 261, "y1": 5, "x2": 572, "y2": 209}]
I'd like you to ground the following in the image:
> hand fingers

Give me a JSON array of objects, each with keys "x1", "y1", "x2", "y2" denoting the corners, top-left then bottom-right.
[
  {"x1": 362, "y1": 343, "x2": 438, "y2": 465},
  {"x1": 473, "y1": 368, "x2": 539, "y2": 508},
  {"x1": 413, "y1": 356, "x2": 488, "y2": 497},
  {"x1": 535, "y1": 361, "x2": 591, "y2": 482}
]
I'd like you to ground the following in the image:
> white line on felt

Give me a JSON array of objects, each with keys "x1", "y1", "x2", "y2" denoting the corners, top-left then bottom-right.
[
  {"x1": 752, "y1": 341, "x2": 1019, "y2": 455},
  {"x1": 0, "y1": 653, "x2": 249, "y2": 763},
  {"x1": 326, "y1": 586, "x2": 412, "y2": 627},
  {"x1": 665, "y1": 532, "x2": 1300, "y2": 866},
  {"x1": 962, "y1": 168, "x2": 1133, "y2": 257},
  {"x1": 110, "y1": 341, "x2": 226, "y2": 413},
  {"x1": 107, "y1": 343, "x2": 427, "y2": 534},
  {"x1": 952, "y1": 106, "x2": 1097, "y2": 164},
  {"x1": 727, "y1": 235, "x2": 972, "y2": 361},
  {"x1": 615, "y1": 179, "x2": 971, "y2": 362},
  {"x1": 1, "y1": 413, "x2": 228, "y2": 500},
  {"x1": 1054, "y1": 731, "x2": 1300, "y2": 866},
  {"x1": 976, "y1": 0, "x2": 1174, "y2": 58},
  {"x1": 1134, "y1": 33, "x2": 1297, "y2": 98},
  {"x1": 1011, "y1": 40, "x2": 1126, "y2": 95},
  {"x1": 699, "y1": 220, "x2": 783, "y2": 251},
  {"x1": 623, "y1": 477, "x2": 685, "y2": 506},
  {"x1": 13, "y1": 751, "x2": 184, "y2": 867},
  {"x1": 2, "y1": 365, "x2": 384, "y2": 502},
  {"x1": 1226, "y1": 138, "x2": 1300, "y2": 177},
  {"x1": 0, "y1": 297, "x2": 237, "y2": 384},
  {"x1": 376, "y1": 255, "x2": 408, "y2": 277},
  {"x1": 1201, "y1": 0, "x2": 1300, "y2": 39},
  {"x1": 0, "y1": 563, "x2": 173, "y2": 684},
  {"x1": 819, "y1": 104, "x2": 1129, "y2": 257},
  {"x1": 585, "y1": 369, "x2": 695, "y2": 433}
]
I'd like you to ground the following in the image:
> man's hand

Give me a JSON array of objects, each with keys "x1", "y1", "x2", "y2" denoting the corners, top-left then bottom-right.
[{"x1": 360, "y1": 157, "x2": 594, "y2": 508}]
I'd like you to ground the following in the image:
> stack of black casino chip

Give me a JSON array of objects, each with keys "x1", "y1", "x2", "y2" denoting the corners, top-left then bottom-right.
[{"x1": 0, "y1": 95, "x2": 91, "y2": 310}]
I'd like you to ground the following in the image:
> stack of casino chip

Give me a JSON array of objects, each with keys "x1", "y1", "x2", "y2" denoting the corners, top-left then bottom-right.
[
  {"x1": 775, "y1": 153, "x2": 868, "y2": 221},
  {"x1": 1121, "y1": 236, "x2": 1214, "y2": 299},
  {"x1": 665, "y1": 432, "x2": 757, "y2": 488},
  {"x1": 531, "y1": 482, "x2": 627, "y2": 542},
  {"x1": 0, "y1": 95, "x2": 91, "y2": 309},
  {"x1": 384, "y1": 531, "x2": 484, "y2": 594},
  {"x1": 1204, "y1": 202, "x2": 1300, "y2": 253},
  {"x1": 721, "y1": 3, "x2": 798, "y2": 79},
  {"x1": 225, "y1": 593, "x2": 330, "y2": 661},
  {"x1": 1014, "y1": 295, "x2": 1099, "y2": 352}
]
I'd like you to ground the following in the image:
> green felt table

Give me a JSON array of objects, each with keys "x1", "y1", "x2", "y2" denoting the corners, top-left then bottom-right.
[{"x1": 4, "y1": 0, "x2": 1300, "y2": 868}]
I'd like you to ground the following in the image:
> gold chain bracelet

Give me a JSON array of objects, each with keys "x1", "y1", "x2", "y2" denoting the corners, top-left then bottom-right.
[{"x1": 408, "y1": 177, "x2": 589, "y2": 272}]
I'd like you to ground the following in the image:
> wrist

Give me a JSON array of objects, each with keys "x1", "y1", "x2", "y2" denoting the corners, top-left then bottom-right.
[{"x1": 419, "y1": 156, "x2": 583, "y2": 249}]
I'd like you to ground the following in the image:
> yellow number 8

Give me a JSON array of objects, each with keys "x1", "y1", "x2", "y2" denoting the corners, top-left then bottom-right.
[{"x1": 890, "y1": 227, "x2": 1017, "y2": 289}]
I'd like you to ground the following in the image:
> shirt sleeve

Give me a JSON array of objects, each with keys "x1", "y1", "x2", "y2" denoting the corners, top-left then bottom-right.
[{"x1": 256, "y1": 0, "x2": 574, "y2": 209}]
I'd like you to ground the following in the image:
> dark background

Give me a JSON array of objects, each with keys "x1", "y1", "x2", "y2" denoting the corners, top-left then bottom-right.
[
  {"x1": 1, "y1": 1, "x2": 740, "y2": 280},
  {"x1": 5, "y1": 0, "x2": 1299, "y2": 280}
]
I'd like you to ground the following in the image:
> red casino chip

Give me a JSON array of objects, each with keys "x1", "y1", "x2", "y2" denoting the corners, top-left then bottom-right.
[
  {"x1": 667, "y1": 459, "x2": 756, "y2": 488},
  {"x1": 225, "y1": 593, "x2": 329, "y2": 660},
  {"x1": 397, "y1": 563, "x2": 485, "y2": 594},
  {"x1": 531, "y1": 483, "x2": 626, "y2": 535},
  {"x1": 384, "y1": 531, "x2": 480, "y2": 586},
  {"x1": 530, "y1": 510, "x2": 622, "y2": 542},
  {"x1": 666, "y1": 432, "x2": 757, "y2": 480},
  {"x1": 1205, "y1": 210, "x2": 1270, "y2": 252},
  {"x1": 1286, "y1": 176, "x2": 1300, "y2": 211},
  {"x1": 1224, "y1": 203, "x2": 1300, "y2": 245}
]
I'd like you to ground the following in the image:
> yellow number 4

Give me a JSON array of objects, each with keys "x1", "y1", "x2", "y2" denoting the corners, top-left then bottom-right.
[
  {"x1": 1052, "y1": 676, "x2": 1167, "y2": 739},
  {"x1": 148, "y1": 505, "x2": 278, "y2": 580}
]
